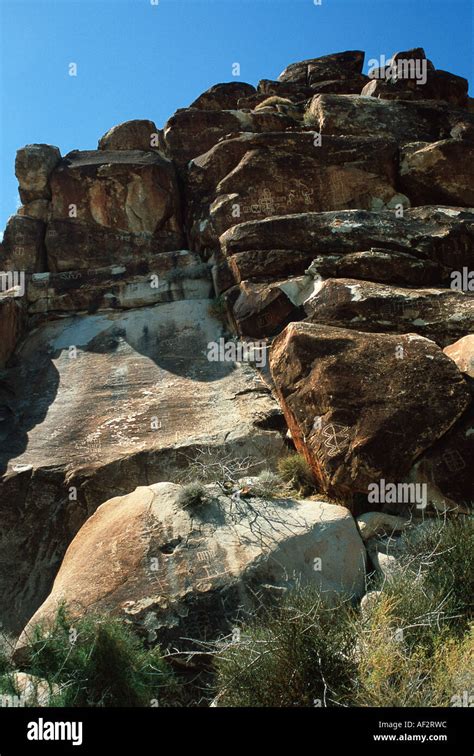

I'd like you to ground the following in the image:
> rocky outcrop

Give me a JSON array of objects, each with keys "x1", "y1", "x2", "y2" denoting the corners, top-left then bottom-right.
[
  {"x1": 1, "y1": 45, "x2": 472, "y2": 643},
  {"x1": 187, "y1": 132, "x2": 405, "y2": 250},
  {"x1": 14, "y1": 481, "x2": 367, "y2": 658}
]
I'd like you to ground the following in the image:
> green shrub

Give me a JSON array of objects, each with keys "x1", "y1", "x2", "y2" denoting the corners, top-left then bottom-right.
[
  {"x1": 396, "y1": 518, "x2": 474, "y2": 633},
  {"x1": 22, "y1": 606, "x2": 182, "y2": 707},
  {"x1": 277, "y1": 454, "x2": 315, "y2": 495},
  {"x1": 178, "y1": 482, "x2": 211, "y2": 511},
  {"x1": 214, "y1": 587, "x2": 356, "y2": 707},
  {"x1": 251, "y1": 469, "x2": 282, "y2": 499}
]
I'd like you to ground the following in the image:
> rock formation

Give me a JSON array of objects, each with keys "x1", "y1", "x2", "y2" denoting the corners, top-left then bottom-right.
[{"x1": 0, "y1": 47, "x2": 472, "y2": 646}]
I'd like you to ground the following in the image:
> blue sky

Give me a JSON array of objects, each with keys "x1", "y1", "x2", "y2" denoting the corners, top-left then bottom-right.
[{"x1": 0, "y1": 0, "x2": 472, "y2": 232}]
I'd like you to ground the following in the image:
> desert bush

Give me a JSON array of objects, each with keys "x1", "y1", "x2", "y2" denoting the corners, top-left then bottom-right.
[
  {"x1": 20, "y1": 606, "x2": 182, "y2": 707},
  {"x1": 178, "y1": 482, "x2": 211, "y2": 511},
  {"x1": 214, "y1": 518, "x2": 474, "y2": 707},
  {"x1": 214, "y1": 586, "x2": 356, "y2": 707},
  {"x1": 251, "y1": 469, "x2": 282, "y2": 499},
  {"x1": 277, "y1": 453, "x2": 315, "y2": 495}
]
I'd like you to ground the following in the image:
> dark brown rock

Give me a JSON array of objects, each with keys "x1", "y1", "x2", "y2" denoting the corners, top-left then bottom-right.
[
  {"x1": 303, "y1": 278, "x2": 474, "y2": 347},
  {"x1": 1, "y1": 215, "x2": 46, "y2": 272},
  {"x1": 15, "y1": 144, "x2": 61, "y2": 204},
  {"x1": 45, "y1": 219, "x2": 184, "y2": 272},
  {"x1": 187, "y1": 132, "x2": 404, "y2": 250},
  {"x1": 50, "y1": 150, "x2": 182, "y2": 236},
  {"x1": 306, "y1": 94, "x2": 474, "y2": 143},
  {"x1": 409, "y1": 403, "x2": 474, "y2": 512},
  {"x1": 189, "y1": 82, "x2": 256, "y2": 110},
  {"x1": 221, "y1": 208, "x2": 474, "y2": 274},
  {"x1": 270, "y1": 322, "x2": 471, "y2": 503},
  {"x1": 278, "y1": 51, "x2": 365, "y2": 86},
  {"x1": 163, "y1": 108, "x2": 295, "y2": 167},
  {"x1": 400, "y1": 139, "x2": 474, "y2": 207},
  {"x1": 98, "y1": 120, "x2": 160, "y2": 151},
  {"x1": 305, "y1": 249, "x2": 442, "y2": 287}
]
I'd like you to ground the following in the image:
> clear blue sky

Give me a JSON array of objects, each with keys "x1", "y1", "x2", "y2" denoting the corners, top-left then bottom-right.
[{"x1": 0, "y1": 0, "x2": 472, "y2": 232}]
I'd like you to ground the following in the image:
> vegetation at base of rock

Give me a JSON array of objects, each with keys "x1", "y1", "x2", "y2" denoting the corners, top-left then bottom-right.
[
  {"x1": 215, "y1": 589, "x2": 356, "y2": 707},
  {"x1": 214, "y1": 518, "x2": 474, "y2": 707},
  {"x1": 250, "y1": 469, "x2": 282, "y2": 499},
  {"x1": 178, "y1": 482, "x2": 211, "y2": 511},
  {"x1": 0, "y1": 607, "x2": 182, "y2": 707},
  {"x1": 208, "y1": 296, "x2": 228, "y2": 325},
  {"x1": 277, "y1": 453, "x2": 315, "y2": 495}
]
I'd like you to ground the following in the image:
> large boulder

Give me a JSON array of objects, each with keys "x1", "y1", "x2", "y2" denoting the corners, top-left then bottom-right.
[
  {"x1": 15, "y1": 144, "x2": 61, "y2": 204},
  {"x1": 189, "y1": 82, "x2": 256, "y2": 110},
  {"x1": 0, "y1": 300, "x2": 285, "y2": 633},
  {"x1": 269, "y1": 322, "x2": 471, "y2": 503},
  {"x1": 306, "y1": 94, "x2": 474, "y2": 144},
  {"x1": 363, "y1": 50, "x2": 467, "y2": 107},
  {"x1": 186, "y1": 132, "x2": 405, "y2": 250},
  {"x1": 49, "y1": 149, "x2": 182, "y2": 236},
  {"x1": 400, "y1": 140, "x2": 474, "y2": 207},
  {"x1": 14, "y1": 482, "x2": 367, "y2": 658},
  {"x1": 1, "y1": 215, "x2": 46, "y2": 272},
  {"x1": 278, "y1": 50, "x2": 365, "y2": 86},
  {"x1": 98, "y1": 119, "x2": 160, "y2": 152}
]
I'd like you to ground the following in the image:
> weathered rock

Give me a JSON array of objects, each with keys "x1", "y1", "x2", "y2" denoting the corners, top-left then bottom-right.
[
  {"x1": 187, "y1": 132, "x2": 405, "y2": 250},
  {"x1": 15, "y1": 144, "x2": 61, "y2": 204},
  {"x1": 14, "y1": 482, "x2": 366, "y2": 657},
  {"x1": 189, "y1": 82, "x2": 256, "y2": 110},
  {"x1": 367, "y1": 538, "x2": 402, "y2": 578},
  {"x1": 7, "y1": 672, "x2": 60, "y2": 706},
  {"x1": 220, "y1": 208, "x2": 474, "y2": 274},
  {"x1": 400, "y1": 140, "x2": 474, "y2": 207},
  {"x1": 226, "y1": 279, "x2": 305, "y2": 338},
  {"x1": 306, "y1": 94, "x2": 474, "y2": 143},
  {"x1": 0, "y1": 294, "x2": 25, "y2": 367},
  {"x1": 163, "y1": 108, "x2": 295, "y2": 167},
  {"x1": 363, "y1": 70, "x2": 468, "y2": 108},
  {"x1": 1, "y1": 215, "x2": 46, "y2": 272},
  {"x1": 98, "y1": 119, "x2": 160, "y2": 152},
  {"x1": 269, "y1": 322, "x2": 471, "y2": 503},
  {"x1": 303, "y1": 279, "x2": 474, "y2": 347},
  {"x1": 279, "y1": 50, "x2": 365, "y2": 86},
  {"x1": 444, "y1": 335, "x2": 474, "y2": 378},
  {"x1": 49, "y1": 150, "x2": 183, "y2": 238},
  {"x1": 0, "y1": 300, "x2": 285, "y2": 632},
  {"x1": 357, "y1": 512, "x2": 410, "y2": 541},
  {"x1": 45, "y1": 219, "x2": 184, "y2": 272},
  {"x1": 17, "y1": 199, "x2": 50, "y2": 222},
  {"x1": 408, "y1": 403, "x2": 474, "y2": 513},
  {"x1": 27, "y1": 252, "x2": 212, "y2": 316},
  {"x1": 305, "y1": 249, "x2": 443, "y2": 287}
]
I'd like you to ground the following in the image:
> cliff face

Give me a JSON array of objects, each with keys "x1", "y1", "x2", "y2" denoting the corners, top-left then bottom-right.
[{"x1": 0, "y1": 47, "x2": 473, "y2": 637}]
